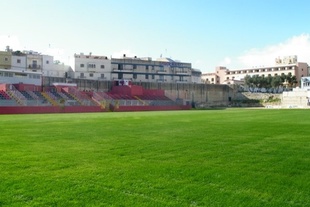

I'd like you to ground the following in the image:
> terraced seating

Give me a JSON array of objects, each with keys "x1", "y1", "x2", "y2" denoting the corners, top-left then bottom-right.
[
  {"x1": 50, "y1": 91, "x2": 65, "y2": 99},
  {"x1": 20, "y1": 91, "x2": 34, "y2": 100},
  {"x1": 62, "y1": 91, "x2": 76, "y2": 100},
  {"x1": 0, "y1": 90, "x2": 11, "y2": 100},
  {"x1": 33, "y1": 91, "x2": 49, "y2": 104},
  {"x1": 136, "y1": 95, "x2": 171, "y2": 101}
]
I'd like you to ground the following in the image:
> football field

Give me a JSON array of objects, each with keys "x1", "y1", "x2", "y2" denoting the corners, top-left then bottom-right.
[{"x1": 0, "y1": 109, "x2": 309, "y2": 206}]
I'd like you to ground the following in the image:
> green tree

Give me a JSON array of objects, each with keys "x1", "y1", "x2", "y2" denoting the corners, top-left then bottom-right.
[
  {"x1": 244, "y1": 75, "x2": 251, "y2": 87},
  {"x1": 252, "y1": 75, "x2": 260, "y2": 89},
  {"x1": 286, "y1": 73, "x2": 297, "y2": 88},
  {"x1": 265, "y1": 75, "x2": 273, "y2": 91},
  {"x1": 271, "y1": 76, "x2": 282, "y2": 92}
]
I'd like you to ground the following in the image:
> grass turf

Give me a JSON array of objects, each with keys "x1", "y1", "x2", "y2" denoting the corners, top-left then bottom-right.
[{"x1": 0, "y1": 109, "x2": 309, "y2": 206}]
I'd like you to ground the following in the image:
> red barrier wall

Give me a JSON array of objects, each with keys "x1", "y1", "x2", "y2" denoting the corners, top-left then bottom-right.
[
  {"x1": 111, "y1": 86, "x2": 132, "y2": 95},
  {"x1": 130, "y1": 85, "x2": 143, "y2": 96},
  {"x1": 13, "y1": 83, "x2": 41, "y2": 91},
  {"x1": 0, "y1": 106, "x2": 105, "y2": 114},
  {"x1": 112, "y1": 105, "x2": 191, "y2": 112},
  {"x1": 142, "y1": 89, "x2": 165, "y2": 96}
]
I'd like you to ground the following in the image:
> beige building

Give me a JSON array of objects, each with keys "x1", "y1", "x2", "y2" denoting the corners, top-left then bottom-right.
[
  {"x1": 202, "y1": 56, "x2": 309, "y2": 86},
  {"x1": 0, "y1": 47, "x2": 12, "y2": 69}
]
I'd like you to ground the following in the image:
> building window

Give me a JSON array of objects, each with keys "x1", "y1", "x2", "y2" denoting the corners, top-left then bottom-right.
[
  {"x1": 133, "y1": 74, "x2": 137, "y2": 79},
  {"x1": 118, "y1": 64, "x2": 123, "y2": 70},
  {"x1": 101, "y1": 74, "x2": 105, "y2": 79},
  {"x1": 145, "y1": 74, "x2": 149, "y2": 79},
  {"x1": 89, "y1": 73, "x2": 93, "y2": 77},
  {"x1": 4, "y1": 57, "x2": 8, "y2": 61},
  {"x1": 80, "y1": 64, "x2": 84, "y2": 68},
  {"x1": 152, "y1": 66, "x2": 155, "y2": 70},
  {"x1": 159, "y1": 75, "x2": 164, "y2": 81},
  {"x1": 46, "y1": 60, "x2": 49, "y2": 64},
  {"x1": 133, "y1": 65, "x2": 137, "y2": 70},
  {"x1": 80, "y1": 73, "x2": 84, "y2": 78},
  {"x1": 88, "y1": 64, "x2": 96, "y2": 68},
  {"x1": 32, "y1": 60, "x2": 38, "y2": 69},
  {"x1": 17, "y1": 59, "x2": 21, "y2": 63},
  {"x1": 146, "y1": 65, "x2": 149, "y2": 70},
  {"x1": 101, "y1": 65, "x2": 105, "y2": 69},
  {"x1": 152, "y1": 75, "x2": 155, "y2": 79}
]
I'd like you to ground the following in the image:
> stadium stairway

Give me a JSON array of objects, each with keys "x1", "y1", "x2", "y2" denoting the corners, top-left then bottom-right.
[
  {"x1": 65, "y1": 87, "x2": 97, "y2": 106},
  {"x1": 133, "y1": 96, "x2": 147, "y2": 105},
  {"x1": 42, "y1": 92, "x2": 59, "y2": 106},
  {"x1": 6, "y1": 90, "x2": 26, "y2": 106}
]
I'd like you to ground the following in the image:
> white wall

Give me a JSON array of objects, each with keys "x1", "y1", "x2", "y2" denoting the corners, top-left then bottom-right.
[
  {"x1": 74, "y1": 55, "x2": 112, "y2": 73},
  {"x1": 42, "y1": 55, "x2": 54, "y2": 71},
  {"x1": 11, "y1": 56, "x2": 26, "y2": 71},
  {"x1": 0, "y1": 69, "x2": 41, "y2": 85}
]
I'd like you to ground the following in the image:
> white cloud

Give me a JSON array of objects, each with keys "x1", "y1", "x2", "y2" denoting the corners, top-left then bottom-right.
[
  {"x1": 218, "y1": 34, "x2": 310, "y2": 70},
  {"x1": 219, "y1": 57, "x2": 232, "y2": 66},
  {"x1": 236, "y1": 34, "x2": 310, "y2": 68}
]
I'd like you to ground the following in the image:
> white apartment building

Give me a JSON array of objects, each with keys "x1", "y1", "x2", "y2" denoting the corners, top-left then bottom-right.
[
  {"x1": 202, "y1": 56, "x2": 309, "y2": 85},
  {"x1": 24, "y1": 50, "x2": 54, "y2": 73},
  {"x1": 0, "y1": 47, "x2": 71, "y2": 85},
  {"x1": 73, "y1": 53, "x2": 112, "y2": 80},
  {"x1": 73, "y1": 53, "x2": 201, "y2": 83},
  {"x1": 44, "y1": 61, "x2": 73, "y2": 78},
  {"x1": 1, "y1": 47, "x2": 202, "y2": 84},
  {"x1": 11, "y1": 52, "x2": 27, "y2": 71},
  {"x1": 110, "y1": 56, "x2": 191, "y2": 83}
]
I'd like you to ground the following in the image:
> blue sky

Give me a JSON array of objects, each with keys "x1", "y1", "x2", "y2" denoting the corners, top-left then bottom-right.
[{"x1": 1, "y1": 0, "x2": 310, "y2": 72}]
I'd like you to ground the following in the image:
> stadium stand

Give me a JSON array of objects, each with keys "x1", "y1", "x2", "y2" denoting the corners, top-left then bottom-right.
[{"x1": 0, "y1": 81, "x2": 190, "y2": 114}]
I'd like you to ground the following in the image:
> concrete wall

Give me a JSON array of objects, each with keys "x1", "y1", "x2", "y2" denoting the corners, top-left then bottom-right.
[
  {"x1": 134, "y1": 81, "x2": 233, "y2": 107},
  {"x1": 11, "y1": 55, "x2": 26, "y2": 71},
  {"x1": 282, "y1": 88, "x2": 310, "y2": 108}
]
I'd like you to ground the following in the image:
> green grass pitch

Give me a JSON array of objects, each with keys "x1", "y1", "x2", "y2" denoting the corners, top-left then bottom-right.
[{"x1": 0, "y1": 109, "x2": 309, "y2": 206}]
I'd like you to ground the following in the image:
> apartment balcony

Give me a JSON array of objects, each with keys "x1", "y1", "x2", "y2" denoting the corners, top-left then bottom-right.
[
  {"x1": 175, "y1": 71, "x2": 189, "y2": 75},
  {"x1": 87, "y1": 69, "x2": 97, "y2": 73},
  {"x1": 28, "y1": 64, "x2": 41, "y2": 69},
  {"x1": 175, "y1": 80, "x2": 188, "y2": 83},
  {"x1": 156, "y1": 70, "x2": 168, "y2": 74},
  {"x1": 112, "y1": 68, "x2": 133, "y2": 72}
]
